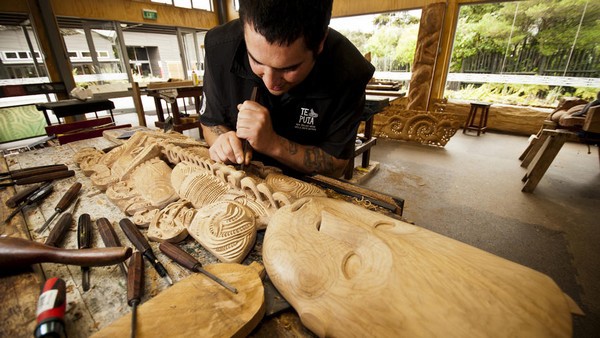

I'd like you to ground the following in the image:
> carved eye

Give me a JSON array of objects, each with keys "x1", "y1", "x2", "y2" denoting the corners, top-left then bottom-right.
[
  {"x1": 373, "y1": 221, "x2": 396, "y2": 231},
  {"x1": 341, "y1": 251, "x2": 361, "y2": 280}
]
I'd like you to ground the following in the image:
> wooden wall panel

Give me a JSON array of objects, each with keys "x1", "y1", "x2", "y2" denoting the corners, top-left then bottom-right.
[{"x1": 50, "y1": 0, "x2": 218, "y2": 30}]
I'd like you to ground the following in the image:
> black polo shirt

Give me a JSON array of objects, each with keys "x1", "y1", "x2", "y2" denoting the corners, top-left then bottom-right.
[{"x1": 200, "y1": 19, "x2": 374, "y2": 162}]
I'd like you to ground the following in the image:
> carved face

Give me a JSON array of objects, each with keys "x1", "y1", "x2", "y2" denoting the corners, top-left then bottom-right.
[{"x1": 262, "y1": 197, "x2": 571, "y2": 337}]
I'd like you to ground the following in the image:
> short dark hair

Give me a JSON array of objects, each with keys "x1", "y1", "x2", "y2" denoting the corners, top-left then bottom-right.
[{"x1": 238, "y1": 0, "x2": 333, "y2": 55}]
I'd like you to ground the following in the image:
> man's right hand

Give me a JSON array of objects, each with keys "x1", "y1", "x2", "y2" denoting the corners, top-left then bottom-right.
[{"x1": 207, "y1": 130, "x2": 247, "y2": 165}]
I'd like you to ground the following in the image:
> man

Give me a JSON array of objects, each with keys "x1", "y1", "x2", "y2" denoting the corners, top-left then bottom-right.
[{"x1": 200, "y1": 0, "x2": 374, "y2": 177}]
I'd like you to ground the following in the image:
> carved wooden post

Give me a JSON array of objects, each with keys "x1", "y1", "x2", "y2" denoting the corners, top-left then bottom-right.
[{"x1": 407, "y1": 3, "x2": 446, "y2": 112}]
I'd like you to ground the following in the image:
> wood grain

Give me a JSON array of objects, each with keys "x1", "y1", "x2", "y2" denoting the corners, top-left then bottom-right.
[
  {"x1": 93, "y1": 262, "x2": 265, "y2": 338},
  {"x1": 263, "y1": 197, "x2": 572, "y2": 337}
]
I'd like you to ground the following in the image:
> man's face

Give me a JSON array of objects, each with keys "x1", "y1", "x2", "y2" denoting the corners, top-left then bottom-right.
[{"x1": 244, "y1": 23, "x2": 320, "y2": 96}]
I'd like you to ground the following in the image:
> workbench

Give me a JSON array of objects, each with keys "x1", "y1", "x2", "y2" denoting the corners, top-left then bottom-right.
[
  {"x1": 146, "y1": 82, "x2": 203, "y2": 135},
  {"x1": 0, "y1": 135, "x2": 404, "y2": 337}
]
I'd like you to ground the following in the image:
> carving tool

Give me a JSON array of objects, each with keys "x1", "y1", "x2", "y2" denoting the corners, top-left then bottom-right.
[
  {"x1": 44, "y1": 198, "x2": 79, "y2": 248},
  {"x1": 36, "y1": 182, "x2": 82, "y2": 233},
  {"x1": 97, "y1": 217, "x2": 128, "y2": 277},
  {"x1": 0, "y1": 170, "x2": 74, "y2": 188},
  {"x1": 159, "y1": 241, "x2": 237, "y2": 294},
  {"x1": 0, "y1": 164, "x2": 67, "y2": 180},
  {"x1": 45, "y1": 213, "x2": 73, "y2": 248},
  {"x1": 5, "y1": 183, "x2": 44, "y2": 208},
  {"x1": 240, "y1": 86, "x2": 258, "y2": 171},
  {"x1": 0, "y1": 237, "x2": 132, "y2": 269},
  {"x1": 119, "y1": 218, "x2": 173, "y2": 285},
  {"x1": 1, "y1": 182, "x2": 53, "y2": 227},
  {"x1": 127, "y1": 251, "x2": 144, "y2": 338},
  {"x1": 34, "y1": 277, "x2": 67, "y2": 338},
  {"x1": 77, "y1": 213, "x2": 92, "y2": 291}
]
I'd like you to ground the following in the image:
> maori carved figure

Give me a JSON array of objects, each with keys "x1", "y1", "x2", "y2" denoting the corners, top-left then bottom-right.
[
  {"x1": 263, "y1": 197, "x2": 573, "y2": 338},
  {"x1": 106, "y1": 157, "x2": 179, "y2": 216},
  {"x1": 147, "y1": 200, "x2": 196, "y2": 242},
  {"x1": 188, "y1": 201, "x2": 256, "y2": 263},
  {"x1": 407, "y1": 3, "x2": 445, "y2": 112}
]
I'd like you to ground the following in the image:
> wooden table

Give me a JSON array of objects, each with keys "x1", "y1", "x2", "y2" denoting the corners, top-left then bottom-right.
[
  {"x1": 146, "y1": 82, "x2": 203, "y2": 135},
  {"x1": 0, "y1": 137, "x2": 314, "y2": 337}
]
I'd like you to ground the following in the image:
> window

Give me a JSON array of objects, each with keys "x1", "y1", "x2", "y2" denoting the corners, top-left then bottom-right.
[
  {"x1": 151, "y1": 0, "x2": 212, "y2": 11},
  {"x1": 4, "y1": 52, "x2": 18, "y2": 59}
]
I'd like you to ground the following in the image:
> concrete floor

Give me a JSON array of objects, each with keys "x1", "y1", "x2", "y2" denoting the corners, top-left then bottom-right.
[{"x1": 360, "y1": 132, "x2": 600, "y2": 337}]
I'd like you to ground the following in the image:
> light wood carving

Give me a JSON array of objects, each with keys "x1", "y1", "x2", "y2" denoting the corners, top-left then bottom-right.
[
  {"x1": 188, "y1": 201, "x2": 256, "y2": 263},
  {"x1": 264, "y1": 173, "x2": 326, "y2": 199},
  {"x1": 407, "y1": 3, "x2": 445, "y2": 111},
  {"x1": 263, "y1": 197, "x2": 572, "y2": 337},
  {"x1": 105, "y1": 157, "x2": 178, "y2": 216},
  {"x1": 374, "y1": 104, "x2": 463, "y2": 147},
  {"x1": 93, "y1": 262, "x2": 265, "y2": 338},
  {"x1": 147, "y1": 200, "x2": 195, "y2": 242}
]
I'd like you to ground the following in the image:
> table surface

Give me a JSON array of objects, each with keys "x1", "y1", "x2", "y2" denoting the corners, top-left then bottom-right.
[
  {"x1": 0, "y1": 137, "x2": 313, "y2": 338},
  {"x1": 36, "y1": 99, "x2": 114, "y2": 110}
]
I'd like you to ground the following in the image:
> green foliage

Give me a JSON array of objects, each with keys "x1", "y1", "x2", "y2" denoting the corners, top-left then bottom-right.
[{"x1": 445, "y1": 83, "x2": 600, "y2": 107}]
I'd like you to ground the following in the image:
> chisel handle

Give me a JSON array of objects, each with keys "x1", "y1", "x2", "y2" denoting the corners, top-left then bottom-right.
[
  {"x1": 45, "y1": 212, "x2": 73, "y2": 247},
  {"x1": 159, "y1": 241, "x2": 200, "y2": 272},
  {"x1": 0, "y1": 237, "x2": 132, "y2": 268},
  {"x1": 127, "y1": 251, "x2": 144, "y2": 306},
  {"x1": 97, "y1": 217, "x2": 123, "y2": 247},
  {"x1": 56, "y1": 182, "x2": 82, "y2": 211},
  {"x1": 8, "y1": 165, "x2": 68, "y2": 180},
  {"x1": 119, "y1": 218, "x2": 150, "y2": 252},
  {"x1": 10, "y1": 170, "x2": 75, "y2": 186},
  {"x1": 77, "y1": 213, "x2": 92, "y2": 249},
  {"x1": 5, "y1": 184, "x2": 42, "y2": 208}
]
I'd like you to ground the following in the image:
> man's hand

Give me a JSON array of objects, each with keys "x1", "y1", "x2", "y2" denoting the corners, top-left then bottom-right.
[
  {"x1": 201, "y1": 125, "x2": 247, "y2": 165},
  {"x1": 235, "y1": 100, "x2": 278, "y2": 154}
]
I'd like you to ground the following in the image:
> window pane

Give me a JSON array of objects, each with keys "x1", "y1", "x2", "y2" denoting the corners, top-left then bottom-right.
[
  {"x1": 173, "y1": 0, "x2": 191, "y2": 9},
  {"x1": 192, "y1": 0, "x2": 212, "y2": 11}
]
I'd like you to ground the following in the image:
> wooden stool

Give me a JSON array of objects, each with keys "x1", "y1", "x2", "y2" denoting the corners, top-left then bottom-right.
[{"x1": 463, "y1": 102, "x2": 491, "y2": 136}]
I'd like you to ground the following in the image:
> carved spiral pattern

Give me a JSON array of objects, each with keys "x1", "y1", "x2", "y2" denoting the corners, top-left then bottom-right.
[
  {"x1": 188, "y1": 201, "x2": 256, "y2": 263},
  {"x1": 178, "y1": 171, "x2": 230, "y2": 208},
  {"x1": 265, "y1": 173, "x2": 326, "y2": 199}
]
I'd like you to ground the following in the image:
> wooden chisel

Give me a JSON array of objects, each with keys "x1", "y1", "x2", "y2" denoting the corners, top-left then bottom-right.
[
  {"x1": 0, "y1": 170, "x2": 75, "y2": 188},
  {"x1": 240, "y1": 86, "x2": 258, "y2": 171},
  {"x1": 0, "y1": 164, "x2": 68, "y2": 179},
  {"x1": 97, "y1": 217, "x2": 128, "y2": 277},
  {"x1": 5, "y1": 184, "x2": 44, "y2": 208},
  {"x1": 0, "y1": 237, "x2": 132, "y2": 269},
  {"x1": 78, "y1": 213, "x2": 93, "y2": 291}
]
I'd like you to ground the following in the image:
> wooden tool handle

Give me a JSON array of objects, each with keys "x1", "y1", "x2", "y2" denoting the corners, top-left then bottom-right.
[
  {"x1": 97, "y1": 217, "x2": 122, "y2": 247},
  {"x1": 45, "y1": 212, "x2": 73, "y2": 247},
  {"x1": 5, "y1": 184, "x2": 41, "y2": 208},
  {"x1": 0, "y1": 237, "x2": 132, "y2": 269},
  {"x1": 159, "y1": 241, "x2": 199, "y2": 272},
  {"x1": 119, "y1": 218, "x2": 149, "y2": 252},
  {"x1": 56, "y1": 182, "x2": 82, "y2": 211},
  {"x1": 13, "y1": 170, "x2": 75, "y2": 186},
  {"x1": 8, "y1": 165, "x2": 68, "y2": 180},
  {"x1": 127, "y1": 251, "x2": 144, "y2": 306},
  {"x1": 77, "y1": 213, "x2": 92, "y2": 249}
]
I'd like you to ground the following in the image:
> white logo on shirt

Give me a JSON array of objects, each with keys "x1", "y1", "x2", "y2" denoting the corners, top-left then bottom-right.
[{"x1": 295, "y1": 107, "x2": 318, "y2": 131}]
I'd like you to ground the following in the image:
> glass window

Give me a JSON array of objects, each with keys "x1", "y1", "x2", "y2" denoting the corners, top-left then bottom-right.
[
  {"x1": 192, "y1": 0, "x2": 212, "y2": 11},
  {"x1": 445, "y1": 0, "x2": 600, "y2": 106},
  {"x1": 174, "y1": 0, "x2": 192, "y2": 9},
  {"x1": 5, "y1": 52, "x2": 18, "y2": 59},
  {"x1": 58, "y1": 19, "x2": 129, "y2": 93}
]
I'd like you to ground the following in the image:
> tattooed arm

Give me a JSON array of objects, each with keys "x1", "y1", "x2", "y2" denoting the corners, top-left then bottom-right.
[{"x1": 272, "y1": 136, "x2": 349, "y2": 177}]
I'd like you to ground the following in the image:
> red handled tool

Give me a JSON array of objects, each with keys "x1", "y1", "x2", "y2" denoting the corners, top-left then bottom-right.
[{"x1": 34, "y1": 277, "x2": 67, "y2": 338}]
